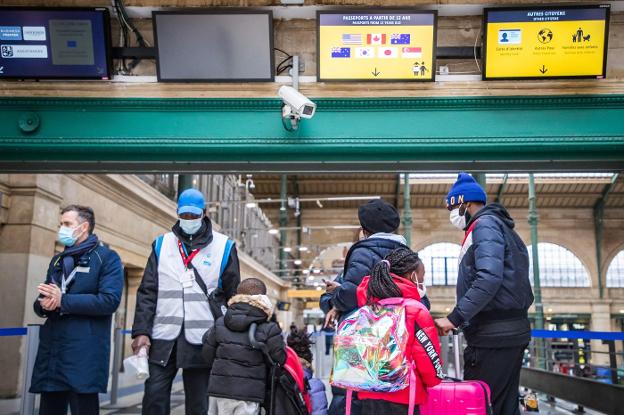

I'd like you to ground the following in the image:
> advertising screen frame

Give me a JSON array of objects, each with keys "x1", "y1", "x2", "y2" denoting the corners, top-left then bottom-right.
[
  {"x1": 153, "y1": 9, "x2": 275, "y2": 83},
  {"x1": 482, "y1": 4, "x2": 610, "y2": 81},
  {"x1": 0, "y1": 7, "x2": 112, "y2": 80},
  {"x1": 316, "y1": 9, "x2": 438, "y2": 82}
]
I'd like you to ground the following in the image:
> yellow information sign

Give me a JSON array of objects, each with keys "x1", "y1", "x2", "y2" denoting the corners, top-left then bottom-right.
[
  {"x1": 484, "y1": 6, "x2": 610, "y2": 80},
  {"x1": 317, "y1": 11, "x2": 437, "y2": 81}
]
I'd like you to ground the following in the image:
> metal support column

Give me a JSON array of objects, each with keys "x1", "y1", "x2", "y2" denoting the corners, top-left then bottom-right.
[
  {"x1": 594, "y1": 173, "x2": 619, "y2": 299},
  {"x1": 279, "y1": 174, "x2": 288, "y2": 279},
  {"x1": 177, "y1": 174, "x2": 195, "y2": 198},
  {"x1": 528, "y1": 173, "x2": 545, "y2": 369},
  {"x1": 495, "y1": 173, "x2": 509, "y2": 204},
  {"x1": 528, "y1": 173, "x2": 545, "y2": 330},
  {"x1": 472, "y1": 172, "x2": 487, "y2": 190},
  {"x1": 402, "y1": 173, "x2": 412, "y2": 248}
]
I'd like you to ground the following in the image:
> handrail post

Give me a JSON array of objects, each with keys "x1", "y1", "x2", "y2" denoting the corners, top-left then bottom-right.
[{"x1": 20, "y1": 324, "x2": 40, "y2": 415}]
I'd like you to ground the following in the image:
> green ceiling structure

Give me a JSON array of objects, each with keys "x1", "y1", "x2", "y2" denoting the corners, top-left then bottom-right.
[{"x1": 0, "y1": 94, "x2": 623, "y2": 172}]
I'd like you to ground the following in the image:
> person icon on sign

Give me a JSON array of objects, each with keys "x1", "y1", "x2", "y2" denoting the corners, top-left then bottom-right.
[
  {"x1": 420, "y1": 62, "x2": 428, "y2": 77},
  {"x1": 413, "y1": 62, "x2": 422, "y2": 76},
  {"x1": 500, "y1": 32, "x2": 509, "y2": 43}
]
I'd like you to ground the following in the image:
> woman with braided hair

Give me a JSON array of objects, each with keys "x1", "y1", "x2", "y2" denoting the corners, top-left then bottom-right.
[{"x1": 355, "y1": 248, "x2": 443, "y2": 415}]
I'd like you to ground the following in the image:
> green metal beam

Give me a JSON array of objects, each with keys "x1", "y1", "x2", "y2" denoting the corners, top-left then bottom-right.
[
  {"x1": 495, "y1": 173, "x2": 509, "y2": 204},
  {"x1": 403, "y1": 173, "x2": 412, "y2": 248},
  {"x1": 593, "y1": 173, "x2": 620, "y2": 299},
  {"x1": 0, "y1": 95, "x2": 623, "y2": 171}
]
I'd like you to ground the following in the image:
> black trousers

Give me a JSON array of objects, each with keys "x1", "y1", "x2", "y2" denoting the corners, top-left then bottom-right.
[
  {"x1": 142, "y1": 358, "x2": 210, "y2": 415},
  {"x1": 361, "y1": 399, "x2": 419, "y2": 415},
  {"x1": 463, "y1": 344, "x2": 527, "y2": 415},
  {"x1": 39, "y1": 391, "x2": 99, "y2": 415}
]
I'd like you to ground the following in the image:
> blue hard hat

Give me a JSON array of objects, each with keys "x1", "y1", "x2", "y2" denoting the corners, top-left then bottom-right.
[{"x1": 177, "y1": 189, "x2": 205, "y2": 216}]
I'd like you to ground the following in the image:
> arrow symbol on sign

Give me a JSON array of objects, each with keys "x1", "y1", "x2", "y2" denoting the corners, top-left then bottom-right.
[
  {"x1": 372, "y1": 67, "x2": 381, "y2": 77},
  {"x1": 539, "y1": 65, "x2": 548, "y2": 74}
]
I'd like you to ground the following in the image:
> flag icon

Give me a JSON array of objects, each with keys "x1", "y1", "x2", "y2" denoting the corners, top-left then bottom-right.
[
  {"x1": 331, "y1": 47, "x2": 351, "y2": 58},
  {"x1": 355, "y1": 47, "x2": 374, "y2": 58},
  {"x1": 390, "y1": 34, "x2": 410, "y2": 44},
  {"x1": 342, "y1": 34, "x2": 362, "y2": 45},
  {"x1": 402, "y1": 47, "x2": 422, "y2": 58},
  {"x1": 378, "y1": 47, "x2": 398, "y2": 58},
  {"x1": 367, "y1": 34, "x2": 386, "y2": 45}
]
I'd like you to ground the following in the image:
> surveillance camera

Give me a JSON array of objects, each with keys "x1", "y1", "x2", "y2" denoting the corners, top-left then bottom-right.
[{"x1": 278, "y1": 86, "x2": 316, "y2": 120}]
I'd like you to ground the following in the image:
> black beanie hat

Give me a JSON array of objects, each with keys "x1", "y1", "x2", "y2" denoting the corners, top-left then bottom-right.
[{"x1": 358, "y1": 199, "x2": 401, "y2": 234}]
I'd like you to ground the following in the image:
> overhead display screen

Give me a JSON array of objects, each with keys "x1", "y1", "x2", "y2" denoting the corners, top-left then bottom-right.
[
  {"x1": 153, "y1": 11, "x2": 274, "y2": 82},
  {"x1": 483, "y1": 5, "x2": 610, "y2": 80},
  {"x1": 0, "y1": 7, "x2": 111, "y2": 79},
  {"x1": 317, "y1": 11, "x2": 437, "y2": 81}
]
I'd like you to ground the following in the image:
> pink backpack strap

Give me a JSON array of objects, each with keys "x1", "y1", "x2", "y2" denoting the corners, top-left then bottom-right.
[
  {"x1": 346, "y1": 389, "x2": 353, "y2": 415},
  {"x1": 408, "y1": 363, "x2": 417, "y2": 415}
]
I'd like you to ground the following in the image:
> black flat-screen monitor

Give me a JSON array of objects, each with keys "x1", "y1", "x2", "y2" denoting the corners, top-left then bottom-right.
[
  {"x1": 0, "y1": 7, "x2": 112, "y2": 80},
  {"x1": 153, "y1": 10, "x2": 274, "y2": 82}
]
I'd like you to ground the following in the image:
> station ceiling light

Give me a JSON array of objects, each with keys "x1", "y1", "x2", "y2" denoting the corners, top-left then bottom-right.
[
  {"x1": 268, "y1": 229, "x2": 279, "y2": 235},
  {"x1": 283, "y1": 247, "x2": 292, "y2": 253},
  {"x1": 294, "y1": 259, "x2": 303, "y2": 265},
  {"x1": 298, "y1": 246, "x2": 308, "y2": 252}
]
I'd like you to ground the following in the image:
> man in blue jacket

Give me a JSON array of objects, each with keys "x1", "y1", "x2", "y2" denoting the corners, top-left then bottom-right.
[
  {"x1": 324, "y1": 199, "x2": 408, "y2": 325},
  {"x1": 31, "y1": 205, "x2": 124, "y2": 415},
  {"x1": 435, "y1": 173, "x2": 534, "y2": 415}
]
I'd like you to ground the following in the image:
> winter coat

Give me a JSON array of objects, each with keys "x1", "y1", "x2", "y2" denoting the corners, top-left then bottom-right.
[
  {"x1": 320, "y1": 273, "x2": 343, "y2": 315},
  {"x1": 447, "y1": 203, "x2": 534, "y2": 348},
  {"x1": 202, "y1": 296, "x2": 286, "y2": 403},
  {"x1": 355, "y1": 275, "x2": 443, "y2": 406},
  {"x1": 301, "y1": 363, "x2": 328, "y2": 415},
  {"x1": 30, "y1": 240, "x2": 124, "y2": 393},
  {"x1": 132, "y1": 217, "x2": 240, "y2": 368},
  {"x1": 333, "y1": 233, "x2": 408, "y2": 316}
]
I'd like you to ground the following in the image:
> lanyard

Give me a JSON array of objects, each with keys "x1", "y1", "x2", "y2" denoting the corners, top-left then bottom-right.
[
  {"x1": 177, "y1": 239, "x2": 200, "y2": 269},
  {"x1": 61, "y1": 268, "x2": 79, "y2": 294}
]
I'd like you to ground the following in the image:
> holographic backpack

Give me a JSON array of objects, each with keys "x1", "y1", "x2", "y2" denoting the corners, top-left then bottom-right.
[{"x1": 330, "y1": 297, "x2": 415, "y2": 393}]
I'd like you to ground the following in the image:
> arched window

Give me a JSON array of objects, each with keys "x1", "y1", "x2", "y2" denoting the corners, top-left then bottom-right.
[
  {"x1": 418, "y1": 243, "x2": 461, "y2": 286},
  {"x1": 527, "y1": 243, "x2": 591, "y2": 287},
  {"x1": 606, "y1": 250, "x2": 624, "y2": 288}
]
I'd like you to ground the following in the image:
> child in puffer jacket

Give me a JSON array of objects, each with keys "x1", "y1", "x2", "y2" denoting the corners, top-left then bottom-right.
[
  {"x1": 203, "y1": 278, "x2": 286, "y2": 415},
  {"x1": 287, "y1": 326, "x2": 329, "y2": 415}
]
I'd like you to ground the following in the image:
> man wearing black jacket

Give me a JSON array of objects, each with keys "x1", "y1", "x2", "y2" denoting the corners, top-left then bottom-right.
[
  {"x1": 435, "y1": 173, "x2": 534, "y2": 415},
  {"x1": 132, "y1": 189, "x2": 240, "y2": 415}
]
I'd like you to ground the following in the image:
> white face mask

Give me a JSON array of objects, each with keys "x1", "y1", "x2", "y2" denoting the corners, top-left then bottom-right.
[
  {"x1": 417, "y1": 282, "x2": 427, "y2": 298},
  {"x1": 179, "y1": 218, "x2": 202, "y2": 235},
  {"x1": 449, "y1": 207, "x2": 466, "y2": 231}
]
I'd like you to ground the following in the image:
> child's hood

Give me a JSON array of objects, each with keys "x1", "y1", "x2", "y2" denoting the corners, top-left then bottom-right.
[{"x1": 224, "y1": 294, "x2": 274, "y2": 332}]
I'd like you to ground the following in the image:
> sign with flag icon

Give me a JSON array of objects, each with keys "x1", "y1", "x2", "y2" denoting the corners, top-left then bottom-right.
[{"x1": 318, "y1": 10, "x2": 437, "y2": 81}]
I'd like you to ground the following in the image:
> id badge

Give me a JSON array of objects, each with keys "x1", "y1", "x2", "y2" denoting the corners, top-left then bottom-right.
[{"x1": 181, "y1": 269, "x2": 195, "y2": 289}]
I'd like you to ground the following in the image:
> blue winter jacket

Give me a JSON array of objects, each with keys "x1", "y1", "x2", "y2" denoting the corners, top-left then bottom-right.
[
  {"x1": 447, "y1": 203, "x2": 534, "y2": 348},
  {"x1": 30, "y1": 240, "x2": 124, "y2": 393},
  {"x1": 304, "y1": 367, "x2": 328, "y2": 415},
  {"x1": 332, "y1": 233, "x2": 408, "y2": 316}
]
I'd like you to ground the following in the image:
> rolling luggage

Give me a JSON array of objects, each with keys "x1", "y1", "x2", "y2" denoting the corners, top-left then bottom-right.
[{"x1": 420, "y1": 332, "x2": 493, "y2": 415}]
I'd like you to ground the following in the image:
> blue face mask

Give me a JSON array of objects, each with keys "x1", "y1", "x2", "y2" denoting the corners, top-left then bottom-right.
[
  {"x1": 58, "y1": 226, "x2": 78, "y2": 247},
  {"x1": 179, "y1": 218, "x2": 202, "y2": 235}
]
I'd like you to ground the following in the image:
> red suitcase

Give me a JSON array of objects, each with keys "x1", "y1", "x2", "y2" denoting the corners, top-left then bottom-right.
[{"x1": 420, "y1": 333, "x2": 494, "y2": 415}]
